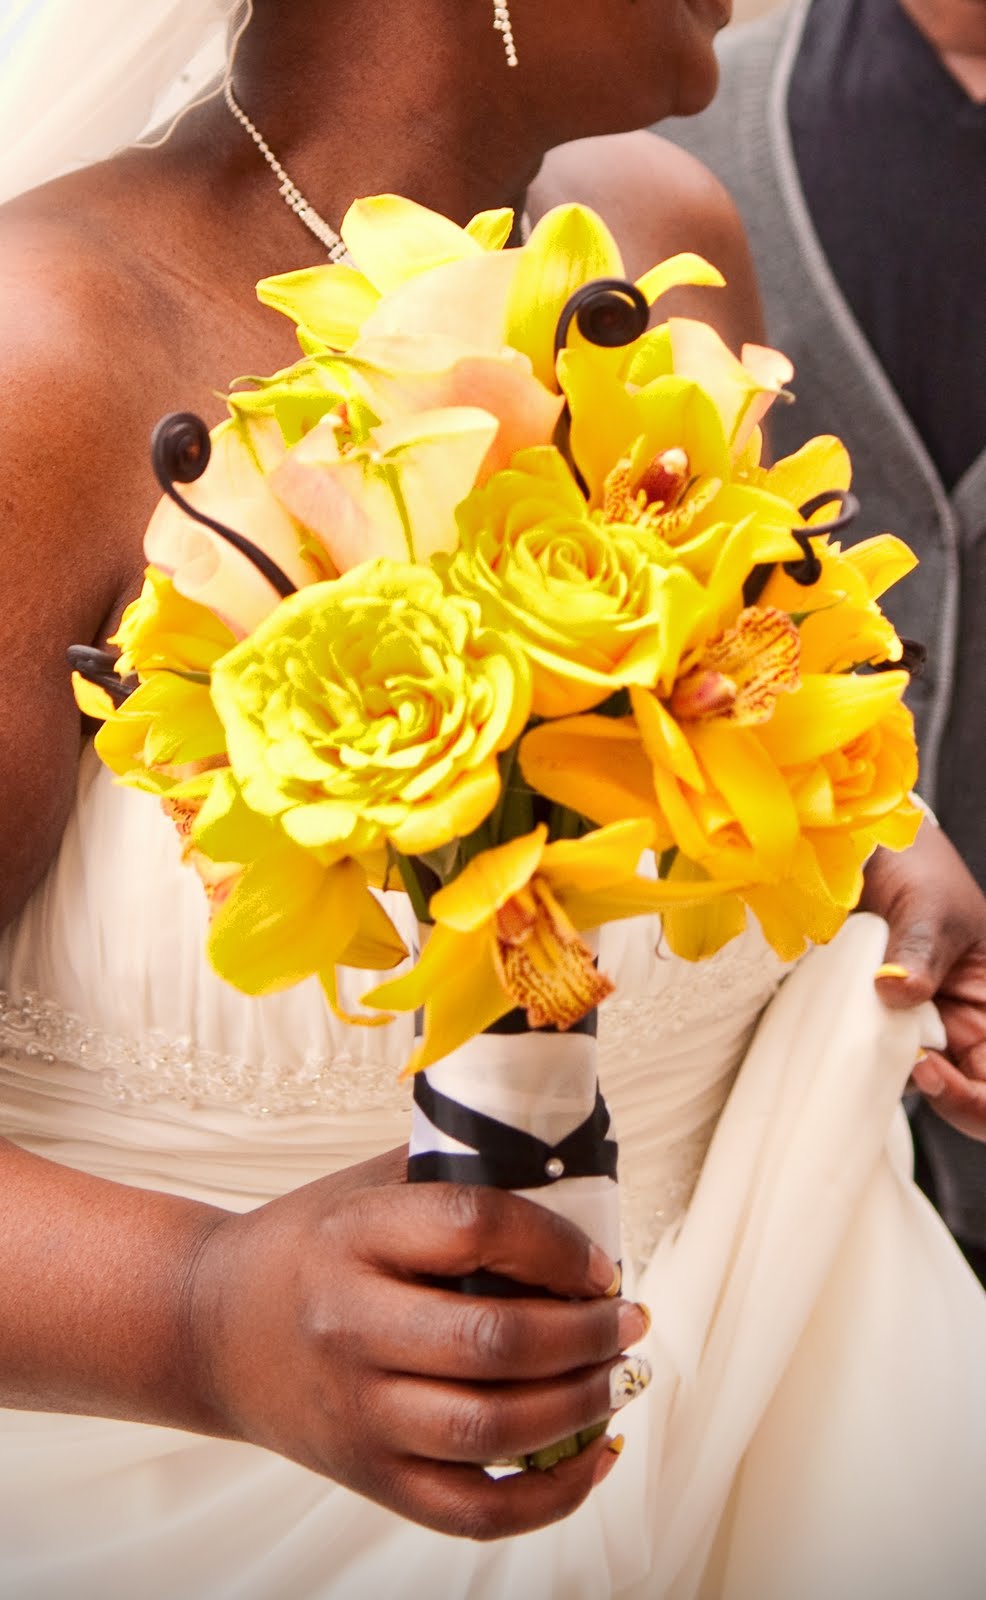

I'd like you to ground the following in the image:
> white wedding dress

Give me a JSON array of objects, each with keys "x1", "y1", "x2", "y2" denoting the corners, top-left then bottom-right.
[{"x1": 1, "y1": 745, "x2": 985, "y2": 1600}]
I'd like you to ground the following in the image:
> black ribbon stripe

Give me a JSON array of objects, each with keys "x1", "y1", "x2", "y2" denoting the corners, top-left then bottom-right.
[{"x1": 408, "y1": 1072, "x2": 618, "y2": 1190}]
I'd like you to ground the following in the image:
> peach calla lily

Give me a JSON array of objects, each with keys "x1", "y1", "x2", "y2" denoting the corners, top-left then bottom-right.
[{"x1": 144, "y1": 415, "x2": 322, "y2": 638}]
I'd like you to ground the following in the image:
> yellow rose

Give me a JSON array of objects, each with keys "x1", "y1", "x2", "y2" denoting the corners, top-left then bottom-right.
[
  {"x1": 209, "y1": 560, "x2": 532, "y2": 859},
  {"x1": 440, "y1": 446, "x2": 704, "y2": 717}
]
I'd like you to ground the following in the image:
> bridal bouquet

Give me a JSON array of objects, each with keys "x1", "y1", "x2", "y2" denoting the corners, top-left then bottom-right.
[{"x1": 73, "y1": 195, "x2": 921, "y2": 1462}]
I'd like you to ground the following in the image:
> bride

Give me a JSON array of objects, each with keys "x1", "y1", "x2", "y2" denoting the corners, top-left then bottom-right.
[{"x1": 2, "y1": 1, "x2": 986, "y2": 1595}]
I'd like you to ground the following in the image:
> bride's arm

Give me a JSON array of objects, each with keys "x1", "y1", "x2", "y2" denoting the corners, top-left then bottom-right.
[
  {"x1": 0, "y1": 236, "x2": 642, "y2": 1539},
  {"x1": 0, "y1": 1133, "x2": 641, "y2": 1534}
]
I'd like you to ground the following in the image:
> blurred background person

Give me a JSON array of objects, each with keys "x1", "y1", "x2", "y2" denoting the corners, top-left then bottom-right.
[{"x1": 660, "y1": 0, "x2": 986, "y2": 1275}]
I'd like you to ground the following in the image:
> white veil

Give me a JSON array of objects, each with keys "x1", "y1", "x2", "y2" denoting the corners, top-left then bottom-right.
[{"x1": 0, "y1": 0, "x2": 246, "y2": 205}]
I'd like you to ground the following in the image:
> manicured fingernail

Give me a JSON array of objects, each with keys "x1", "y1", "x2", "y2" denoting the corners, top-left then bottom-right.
[
  {"x1": 587, "y1": 1245, "x2": 621, "y2": 1297},
  {"x1": 913, "y1": 1060, "x2": 944, "y2": 1097},
  {"x1": 617, "y1": 1300, "x2": 651, "y2": 1346},
  {"x1": 591, "y1": 1435, "x2": 625, "y2": 1485},
  {"x1": 609, "y1": 1354, "x2": 652, "y2": 1410},
  {"x1": 876, "y1": 963, "x2": 911, "y2": 981}
]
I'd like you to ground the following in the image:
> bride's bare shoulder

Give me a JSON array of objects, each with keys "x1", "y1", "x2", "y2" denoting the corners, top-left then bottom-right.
[
  {"x1": 0, "y1": 195, "x2": 156, "y2": 541},
  {"x1": 534, "y1": 130, "x2": 765, "y2": 349}
]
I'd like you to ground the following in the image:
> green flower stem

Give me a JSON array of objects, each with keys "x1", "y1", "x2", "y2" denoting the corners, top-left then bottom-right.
[
  {"x1": 394, "y1": 852, "x2": 434, "y2": 925},
  {"x1": 525, "y1": 1421, "x2": 608, "y2": 1473}
]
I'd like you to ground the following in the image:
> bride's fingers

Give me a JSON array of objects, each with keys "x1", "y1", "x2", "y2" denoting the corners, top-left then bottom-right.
[
  {"x1": 382, "y1": 1433, "x2": 621, "y2": 1540},
  {"x1": 352, "y1": 1278, "x2": 649, "y2": 1382},
  {"x1": 913, "y1": 1050, "x2": 986, "y2": 1141},
  {"x1": 344, "y1": 1182, "x2": 620, "y2": 1300},
  {"x1": 364, "y1": 1356, "x2": 650, "y2": 1465}
]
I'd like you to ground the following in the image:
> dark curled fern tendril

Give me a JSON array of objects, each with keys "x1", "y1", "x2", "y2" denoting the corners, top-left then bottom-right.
[
  {"x1": 554, "y1": 279, "x2": 650, "y2": 496},
  {"x1": 150, "y1": 412, "x2": 298, "y2": 600},
  {"x1": 554, "y1": 279, "x2": 651, "y2": 360},
  {"x1": 743, "y1": 488, "x2": 861, "y2": 605},
  {"x1": 66, "y1": 645, "x2": 136, "y2": 707}
]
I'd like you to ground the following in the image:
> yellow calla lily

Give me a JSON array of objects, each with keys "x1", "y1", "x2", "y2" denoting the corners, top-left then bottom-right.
[
  {"x1": 363, "y1": 819, "x2": 746, "y2": 1072},
  {"x1": 256, "y1": 197, "x2": 517, "y2": 353},
  {"x1": 340, "y1": 194, "x2": 508, "y2": 294}
]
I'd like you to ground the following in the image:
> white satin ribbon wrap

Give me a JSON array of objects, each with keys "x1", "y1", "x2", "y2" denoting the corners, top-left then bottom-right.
[{"x1": 410, "y1": 1028, "x2": 622, "y2": 1263}]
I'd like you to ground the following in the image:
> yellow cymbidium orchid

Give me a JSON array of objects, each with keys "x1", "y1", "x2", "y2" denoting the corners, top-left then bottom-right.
[
  {"x1": 757, "y1": 533, "x2": 917, "y2": 673},
  {"x1": 362, "y1": 819, "x2": 746, "y2": 1074},
  {"x1": 558, "y1": 351, "x2": 806, "y2": 581},
  {"x1": 521, "y1": 653, "x2": 919, "y2": 961}
]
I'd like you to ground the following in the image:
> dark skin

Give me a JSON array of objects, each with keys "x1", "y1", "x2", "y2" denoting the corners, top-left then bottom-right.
[
  {"x1": 898, "y1": 0, "x2": 986, "y2": 97},
  {"x1": 1, "y1": 0, "x2": 984, "y2": 1542}
]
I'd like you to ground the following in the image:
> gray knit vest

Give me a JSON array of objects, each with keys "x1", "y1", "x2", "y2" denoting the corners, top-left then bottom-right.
[{"x1": 662, "y1": 0, "x2": 986, "y2": 833}]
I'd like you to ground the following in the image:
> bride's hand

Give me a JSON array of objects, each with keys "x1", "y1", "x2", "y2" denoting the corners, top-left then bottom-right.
[
  {"x1": 183, "y1": 1147, "x2": 647, "y2": 1539},
  {"x1": 863, "y1": 823, "x2": 986, "y2": 1138}
]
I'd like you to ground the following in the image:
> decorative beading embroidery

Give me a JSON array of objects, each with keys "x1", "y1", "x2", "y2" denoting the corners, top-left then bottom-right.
[{"x1": 0, "y1": 989, "x2": 410, "y2": 1118}]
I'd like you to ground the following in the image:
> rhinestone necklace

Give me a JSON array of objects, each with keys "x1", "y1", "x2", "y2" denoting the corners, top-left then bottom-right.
[
  {"x1": 225, "y1": 85, "x2": 532, "y2": 261},
  {"x1": 225, "y1": 84, "x2": 350, "y2": 261}
]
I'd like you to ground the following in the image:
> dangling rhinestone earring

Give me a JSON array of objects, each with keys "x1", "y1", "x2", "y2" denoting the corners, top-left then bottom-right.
[{"x1": 493, "y1": 2, "x2": 519, "y2": 68}]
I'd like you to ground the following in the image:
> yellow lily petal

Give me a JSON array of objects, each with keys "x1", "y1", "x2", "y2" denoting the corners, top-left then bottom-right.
[
  {"x1": 742, "y1": 879, "x2": 847, "y2": 961},
  {"x1": 635, "y1": 252, "x2": 726, "y2": 306},
  {"x1": 256, "y1": 263, "x2": 382, "y2": 351},
  {"x1": 359, "y1": 250, "x2": 520, "y2": 352},
  {"x1": 669, "y1": 319, "x2": 793, "y2": 450},
  {"x1": 759, "y1": 435, "x2": 851, "y2": 510},
  {"x1": 632, "y1": 688, "x2": 706, "y2": 791},
  {"x1": 364, "y1": 923, "x2": 512, "y2": 1074},
  {"x1": 465, "y1": 208, "x2": 516, "y2": 251},
  {"x1": 505, "y1": 204, "x2": 625, "y2": 391},
  {"x1": 659, "y1": 853, "x2": 749, "y2": 961},
  {"x1": 689, "y1": 720, "x2": 800, "y2": 865},
  {"x1": 72, "y1": 673, "x2": 117, "y2": 722},
  {"x1": 207, "y1": 849, "x2": 394, "y2": 995},
  {"x1": 541, "y1": 819, "x2": 657, "y2": 895},
  {"x1": 758, "y1": 672, "x2": 910, "y2": 765},
  {"x1": 520, "y1": 717, "x2": 667, "y2": 832},
  {"x1": 432, "y1": 826, "x2": 548, "y2": 931},
  {"x1": 844, "y1": 535, "x2": 919, "y2": 599},
  {"x1": 560, "y1": 870, "x2": 748, "y2": 933},
  {"x1": 340, "y1": 194, "x2": 486, "y2": 294}
]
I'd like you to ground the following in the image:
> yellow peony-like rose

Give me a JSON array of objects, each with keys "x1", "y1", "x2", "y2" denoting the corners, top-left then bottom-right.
[
  {"x1": 439, "y1": 446, "x2": 706, "y2": 718},
  {"x1": 209, "y1": 560, "x2": 532, "y2": 859}
]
